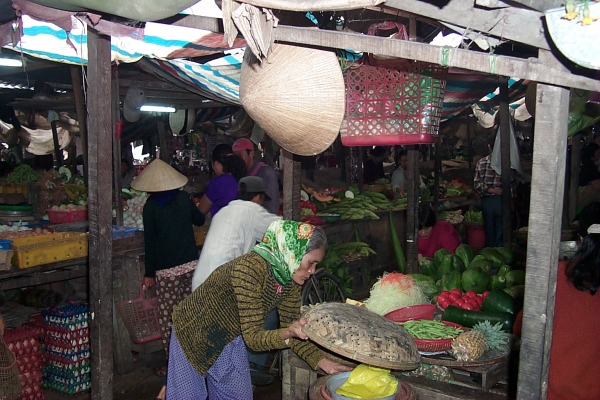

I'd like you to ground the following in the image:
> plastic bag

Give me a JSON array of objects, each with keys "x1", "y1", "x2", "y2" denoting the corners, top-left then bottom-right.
[{"x1": 336, "y1": 364, "x2": 398, "y2": 399}]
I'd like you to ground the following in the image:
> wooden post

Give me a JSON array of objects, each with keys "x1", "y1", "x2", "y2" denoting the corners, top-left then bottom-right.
[
  {"x1": 157, "y1": 121, "x2": 168, "y2": 162},
  {"x1": 282, "y1": 149, "x2": 300, "y2": 221},
  {"x1": 568, "y1": 134, "x2": 581, "y2": 223},
  {"x1": 50, "y1": 120, "x2": 63, "y2": 168},
  {"x1": 498, "y1": 77, "x2": 512, "y2": 247},
  {"x1": 112, "y1": 67, "x2": 123, "y2": 227},
  {"x1": 517, "y1": 83, "x2": 569, "y2": 400},
  {"x1": 358, "y1": 147, "x2": 364, "y2": 193},
  {"x1": 87, "y1": 28, "x2": 114, "y2": 400},
  {"x1": 433, "y1": 139, "x2": 441, "y2": 212},
  {"x1": 71, "y1": 66, "x2": 88, "y2": 179},
  {"x1": 406, "y1": 145, "x2": 419, "y2": 273}
]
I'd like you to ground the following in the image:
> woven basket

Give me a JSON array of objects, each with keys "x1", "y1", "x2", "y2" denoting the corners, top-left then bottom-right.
[
  {"x1": 240, "y1": 43, "x2": 345, "y2": 156},
  {"x1": 0, "y1": 337, "x2": 21, "y2": 400},
  {"x1": 412, "y1": 321, "x2": 465, "y2": 353},
  {"x1": 115, "y1": 283, "x2": 162, "y2": 344},
  {"x1": 341, "y1": 21, "x2": 447, "y2": 147},
  {"x1": 301, "y1": 303, "x2": 420, "y2": 370}
]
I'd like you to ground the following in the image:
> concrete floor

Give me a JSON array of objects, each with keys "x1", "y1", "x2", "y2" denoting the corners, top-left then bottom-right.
[{"x1": 42, "y1": 366, "x2": 283, "y2": 400}]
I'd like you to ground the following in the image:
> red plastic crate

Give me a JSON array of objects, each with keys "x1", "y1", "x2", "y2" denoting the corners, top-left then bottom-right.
[{"x1": 46, "y1": 209, "x2": 88, "y2": 225}]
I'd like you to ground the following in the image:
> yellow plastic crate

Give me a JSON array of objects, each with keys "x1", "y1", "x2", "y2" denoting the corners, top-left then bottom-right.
[
  {"x1": 12, "y1": 232, "x2": 88, "y2": 269},
  {"x1": 0, "y1": 183, "x2": 29, "y2": 198}
]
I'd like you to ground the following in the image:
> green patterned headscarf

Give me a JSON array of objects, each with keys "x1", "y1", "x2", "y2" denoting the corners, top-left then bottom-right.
[{"x1": 253, "y1": 220, "x2": 315, "y2": 286}]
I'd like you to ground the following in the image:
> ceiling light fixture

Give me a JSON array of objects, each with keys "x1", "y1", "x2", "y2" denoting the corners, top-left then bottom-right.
[
  {"x1": 0, "y1": 58, "x2": 23, "y2": 67},
  {"x1": 140, "y1": 105, "x2": 176, "y2": 113}
]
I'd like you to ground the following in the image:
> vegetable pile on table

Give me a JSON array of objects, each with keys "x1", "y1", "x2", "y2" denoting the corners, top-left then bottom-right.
[{"x1": 364, "y1": 272, "x2": 428, "y2": 316}]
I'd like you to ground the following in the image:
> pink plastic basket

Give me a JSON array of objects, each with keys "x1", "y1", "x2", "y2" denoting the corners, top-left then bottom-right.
[
  {"x1": 412, "y1": 321, "x2": 465, "y2": 352},
  {"x1": 384, "y1": 304, "x2": 437, "y2": 323},
  {"x1": 115, "y1": 283, "x2": 161, "y2": 344},
  {"x1": 342, "y1": 21, "x2": 447, "y2": 146}
]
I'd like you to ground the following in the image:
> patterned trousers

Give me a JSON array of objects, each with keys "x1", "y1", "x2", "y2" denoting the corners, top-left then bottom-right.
[{"x1": 155, "y1": 260, "x2": 197, "y2": 357}]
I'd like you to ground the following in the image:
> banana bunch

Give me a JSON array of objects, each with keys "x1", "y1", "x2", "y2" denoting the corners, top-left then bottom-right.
[
  {"x1": 362, "y1": 191, "x2": 393, "y2": 211},
  {"x1": 330, "y1": 241, "x2": 376, "y2": 262},
  {"x1": 326, "y1": 195, "x2": 380, "y2": 220}
]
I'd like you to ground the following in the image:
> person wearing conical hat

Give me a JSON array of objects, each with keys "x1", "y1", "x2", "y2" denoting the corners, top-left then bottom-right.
[{"x1": 130, "y1": 159, "x2": 205, "y2": 377}]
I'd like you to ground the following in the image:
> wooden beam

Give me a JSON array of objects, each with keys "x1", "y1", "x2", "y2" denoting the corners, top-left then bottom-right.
[
  {"x1": 507, "y1": 0, "x2": 563, "y2": 12},
  {"x1": 384, "y1": 0, "x2": 549, "y2": 50},
  {"x1": 517, "y1": 83, "x2": 569, "y2": 400},
  {"x1": 50, "y1": 120, "x2": 63, "y2": 168},
  {"x1": 405, "y1": 145, "x2": 419, "y2": 273},
  {"x1": 157, "y1": 121, "x2": 168, "y2": 162},
  {"x1": 282, "y1": 149, "x2": 300, "y2": 221},
  {"x1": 498, "y1": 77, "x2": 512, "y2": 247},
  {"x1": 568, "y1": 134, "x2": 581, "y2": 223},
  {"x1": 237, "y1": 0, "x2": 385, "y2": 11},
  {"x1": 87, "y1": 28, "x2": 114, "y2": 400},
  {"x1": 112, "y1": 68, "x2": 123, "y2": 227},
  {"x1": 273, "y1": 25, "x2": 600, "y2": 92},
  {"x1": 170, "y1": 14, "x2": 221, "y2": 32},
  {"x1": 70, "y1": 66, "x2": 88, "y2": 179}
]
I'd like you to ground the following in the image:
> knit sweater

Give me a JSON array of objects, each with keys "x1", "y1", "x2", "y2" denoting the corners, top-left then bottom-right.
[
  {"x1": 172, "y1": 252, "x2": 325, "y2": 376},
  {"x1": 143, "y1": 190, "x2": 205, "y2": 277}
]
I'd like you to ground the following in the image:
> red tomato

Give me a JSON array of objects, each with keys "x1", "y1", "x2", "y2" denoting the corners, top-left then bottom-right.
[
  {"x1": 473, "y1": 296, "x2": 483, "y2": 305},
  {"x1": 438, "y1": 291, "x2": 450, "y2": 301},
  {"x1": 463, "y1": 303, "x2": 475, "y2": 310},
  {"x1": 449, "y1": 293, "x2": 461, "y2": 302},
  {"x1": 482, "y1": 291, "x2": 491, "y2": 300},
  {"x1": 468, "y1": 298, "x2": 480, "y2": 308},
  {"x1": 461, "y1": 294, "x2": 471, "y2": 302},
  {"x1": 465, "y1": 290, "x2": 477, "y2": 298},
  {"x1": 451, "y1": 288, "x2": 463, "y2": 296},
  {"x1": 454, "y1": 298, "x2": 466, "y2": 307},
  {"x1": 438, "y1": 298, "x2": 451, "y2": 309}
]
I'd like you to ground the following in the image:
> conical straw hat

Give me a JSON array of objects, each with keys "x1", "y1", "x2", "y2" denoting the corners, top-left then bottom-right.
[
  {"x1": 240, "y1": 44, "x2": 345, "y2": 156},
  {"x1": 130, "y1": 159, "x2": 188, "y2": 192}
]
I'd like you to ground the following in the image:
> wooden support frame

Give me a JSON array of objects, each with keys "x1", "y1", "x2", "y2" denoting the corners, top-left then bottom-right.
[
  {"x1": 282, "y1": 149, "x2": 300, "y2": 221},
  {"x1": 517, "y1": 84, "x2": 569, "y2": 400},
  {"x1": 498, "y1": 77, "x2": 512, "y2": 247},
  {"x1": 405, "y1": 145, "x2": 419, "y2": 273},
  {"x1": 87, "y1": 28, "x2": 114, "y2": 400},
  {"x1": 71, "y1": 66, "x2": 88, "y2": 178},
  {"x1": 273, "y1": 26, "x2": 600, "y2": 92},
  {"x1": 112, "y1": 67, "x2": 123, "y2": 227}
]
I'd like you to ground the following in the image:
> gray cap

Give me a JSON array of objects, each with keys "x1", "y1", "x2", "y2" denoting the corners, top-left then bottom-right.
[{"x1": 238, "y1": 176, "x2": 270, "y2": 200}]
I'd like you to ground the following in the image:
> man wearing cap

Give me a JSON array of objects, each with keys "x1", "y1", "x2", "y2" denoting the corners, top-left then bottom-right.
[
  {"x1": 232, "y1": 138, "x2": 280, "y2": 215},
  {"x1": 191, "y1": 176, "x2": 280, "y2": 290}
]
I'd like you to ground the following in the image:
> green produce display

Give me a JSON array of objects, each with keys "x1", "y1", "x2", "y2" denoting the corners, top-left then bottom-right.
[
  {"x1": 408, "y1": 274, "x2": 438, "y2": 297},
  {"x1": 469, "y1": 255, "x2": 494, "y2": 274},
  {"x1": 494, "y1": 247, "x2": 515, "y2": 265},
  {"x1": 481, "y1": 289, "x2": 518, "y2": 315},
  {"x1": 436, "y1": 254, "x2": 455, "y2": 280},
  {"x1": 455, "y1": 244, "x2": 475, "y2": 268},
  {"x1": 461, "y1": 267, "x2": 490, "y2": 293},
  {"x1": 504, "y1": 285, "x2": 525, "y2": 307},
  {"x1": 489, "y1": 275, "x2": 507, "y2": 290},
  {"x1": 434, "y1": 248, "x2": 452, "y2": 266},
  {"x1": 450, "y1": 254, "x2": 466, "y2": 273},
  {"x1": 497, "y1": 264, "x2": 511, "y2": 277},
  {"x1": 389, "y1": 211, "x2": 406, "y2": 273},
  {"x1": 403, "y1": 319, "x2": 463, "y2": 340},
  {"x1": 478, "y1": 248, "x2": 504, "y2": 269},
  {"x1": 5, "y1": 165, "x2": 41, "y2": 184},
  {"x1": 464, "y1": 210, "x2": 483, "y2": 223},
  {"x1": 441, "y1": 271, "x2": 462, "y2": 292},
  {"x1": 419, "y1": 257, "x2": 437, "y2": 277},
  {"x1": 442, "y1": 305, "x2": 514, "y2": 332},
  {"x1": 505, "y1": 270, "x2": 526, "y2": 287}
]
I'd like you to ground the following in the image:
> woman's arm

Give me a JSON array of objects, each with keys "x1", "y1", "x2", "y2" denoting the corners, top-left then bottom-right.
[
  {"x1": 197, "y1": 194, "x2": 212, "y2": 215},
  {"x1": 187, "y1": 195, "x2": 205, "y2": 226}
]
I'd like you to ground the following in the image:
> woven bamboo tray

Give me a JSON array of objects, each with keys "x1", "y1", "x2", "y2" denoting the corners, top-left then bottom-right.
[{"x1": 301, "y1": 303, "x2": 421, "y2": 370}]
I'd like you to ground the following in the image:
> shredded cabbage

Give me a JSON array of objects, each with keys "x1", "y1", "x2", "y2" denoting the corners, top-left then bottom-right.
[{"x1": 365, "y1": 272, "x2": 428, "y2": 316}]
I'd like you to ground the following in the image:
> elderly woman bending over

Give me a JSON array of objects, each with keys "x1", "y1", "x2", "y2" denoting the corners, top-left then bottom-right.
[{"x1": 166, "y1": 220, "x2": 351, "y2": 399}]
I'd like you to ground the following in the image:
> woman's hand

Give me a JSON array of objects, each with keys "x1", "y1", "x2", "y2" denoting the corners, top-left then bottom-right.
[
  {"x1": 317, "y1": 358, "x2": 353, "y2": 375},
  {"x1": 282, "y1": 318, "x2": 309, "y2": 341},
  {"x1": 143, "y1": 277, "x2": 156, "y2": 289}
]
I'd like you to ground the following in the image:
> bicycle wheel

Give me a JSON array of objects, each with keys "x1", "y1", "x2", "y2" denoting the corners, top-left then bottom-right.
[{"x1": 301, "y1": 270, "x2": 346, "y2": 306}]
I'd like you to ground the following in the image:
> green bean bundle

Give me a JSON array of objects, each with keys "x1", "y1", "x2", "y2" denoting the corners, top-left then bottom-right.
[{"x1": 402, "y1": 320, "x2": 463, "y2": 340}]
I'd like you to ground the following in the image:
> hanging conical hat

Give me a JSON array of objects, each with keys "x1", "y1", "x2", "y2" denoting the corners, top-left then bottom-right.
[
  {"x1": 130, "y1": 159, "x2": 188, "y2": 192},
  {"x1": 240, "y1": 44, "x2": 345, "y2": 156}
]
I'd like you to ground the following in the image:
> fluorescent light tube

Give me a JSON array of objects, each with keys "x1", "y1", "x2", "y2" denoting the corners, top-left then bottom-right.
[
  {"x1": 140, "y1": 105, "x2": 176, "y2": 113},
  {"x1": 0, "y1": 58, "x2": 23, "y2": 67}
]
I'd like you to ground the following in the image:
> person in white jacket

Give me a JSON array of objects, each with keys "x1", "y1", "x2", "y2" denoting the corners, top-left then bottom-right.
[{"x1": 192, "y1": 176, "x2": 281, "y2": 290}]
